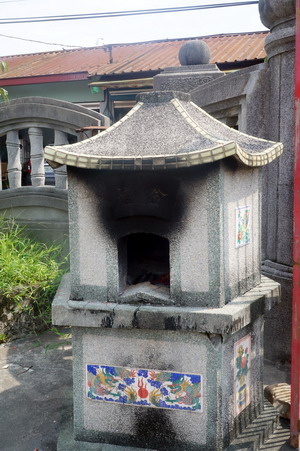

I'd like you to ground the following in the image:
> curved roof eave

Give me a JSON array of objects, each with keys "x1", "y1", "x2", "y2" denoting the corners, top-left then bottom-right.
[
  {"x1": 45, "y1": 141, "x2": 283, "y2": 171},
  {"x1": 44, "y1": 91, "x2": 283, "y2": 170}
]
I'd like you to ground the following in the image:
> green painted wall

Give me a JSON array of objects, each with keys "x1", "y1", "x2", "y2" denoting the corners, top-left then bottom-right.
[{"x1": 6, "y1": 79, "x2": 104, "y2": 103}]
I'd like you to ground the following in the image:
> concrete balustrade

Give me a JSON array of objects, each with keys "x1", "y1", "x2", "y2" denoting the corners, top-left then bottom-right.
[
  {"x1": 0, "y1": 97, "x2": 109, "y2": 191},
  {"x1": 54, "y1": 130, "x2": 68, "y2": 190},
  {"x1": 6, "y1": 130, "x2": 21, "y2": 189},
  {"x1": 0, "y1": 97, "x2": 109, "y2": 253},
  {"x1": 28, "y1": 127, "x2": 45, "y2": 187}
]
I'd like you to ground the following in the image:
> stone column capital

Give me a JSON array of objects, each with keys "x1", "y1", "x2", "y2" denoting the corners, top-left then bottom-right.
[
  {"x1": 28, "y1": 127, "x2": 43, "y2": 137},
  {"x1": 259, "y1": 0, "x2": 295, "y2": 30},
  {"x1": 259, "y1": 0, "x2": 295, "y2": 59}
]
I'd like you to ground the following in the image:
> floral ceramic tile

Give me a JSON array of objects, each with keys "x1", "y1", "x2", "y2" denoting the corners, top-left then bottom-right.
[
  {"x1": 236, "y1": 206, "x2": 251, "y2": 247},
  {"x1": 86, "y1": 364, "x2": 203, "y2": 412},
  {"x1": 234, "y1": 335, "x2": 251, "y2": 416}
]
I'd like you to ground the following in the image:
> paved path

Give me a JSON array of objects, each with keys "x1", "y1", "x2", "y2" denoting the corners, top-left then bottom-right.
[
  {"x1": 0, "y1": 329, "x2": 297, "y2": 451},
  {"x1": 0, "y1": 329, "x2": 72, "y2": 451}
]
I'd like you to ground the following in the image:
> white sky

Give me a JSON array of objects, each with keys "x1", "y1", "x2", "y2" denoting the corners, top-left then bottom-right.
[{"x1": 0, "y1": 0, "x2": 267, "y2": 57}]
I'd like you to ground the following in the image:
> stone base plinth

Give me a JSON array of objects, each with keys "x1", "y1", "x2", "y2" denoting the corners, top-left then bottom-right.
[
  {"x1": 57, "y1": 401, "x2": 279, "y2": 451},
  {"x1": 53, "y1": 275, "x2": 280, "y2": 451}
]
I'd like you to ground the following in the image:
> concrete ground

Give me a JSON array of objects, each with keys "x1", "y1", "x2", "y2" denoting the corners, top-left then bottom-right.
[
  {"x1": 0, "y1": 329, "x2": 296, "y2": 451},
  {"x1": 0, "y1": 328, "x2": 73, "y2": 451},
  {"x1": 261, "y1": 361, "x2": 292, "y2": 451}
]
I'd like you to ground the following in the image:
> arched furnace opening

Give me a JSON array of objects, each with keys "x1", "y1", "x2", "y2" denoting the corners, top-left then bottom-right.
[{"x1": 118, "y1": 233, "x2": 170, "y2": 296}]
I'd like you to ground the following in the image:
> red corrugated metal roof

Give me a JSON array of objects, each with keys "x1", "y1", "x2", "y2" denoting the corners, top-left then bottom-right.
[{"x1": 0, "y1": 32, "x2": 267, "y2": 82}]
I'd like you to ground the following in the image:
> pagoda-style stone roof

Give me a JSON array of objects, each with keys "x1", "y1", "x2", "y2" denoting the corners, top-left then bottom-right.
[{"x1": 45, "y1": 91, "x2": 282, "y2": 170}]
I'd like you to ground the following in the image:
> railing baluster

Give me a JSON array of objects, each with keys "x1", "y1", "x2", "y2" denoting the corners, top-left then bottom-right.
[
  {"x1": 28, "y1": 127, "x2": 45, "y2": 186},
  {"x1": 54, "y1": 130, "x2": 68, "y2": 189},
  {"x1": 6, "y1": 130, "x2": 21, "y2": 189}
]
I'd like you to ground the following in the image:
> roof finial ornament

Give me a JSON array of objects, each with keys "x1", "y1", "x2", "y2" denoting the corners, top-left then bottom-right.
[
  {"x1": 153, "y1": 39, "x2": 221, "y2": 92},
  {"x1": 259, "y1": 0, "x2": 295, "y2": 60},
  {"x1": 259, "y1": 0, "x2": 295, "y2": 30},
  {"x1": 178, "y1": 40, "x2": 210, "y2": 66}
]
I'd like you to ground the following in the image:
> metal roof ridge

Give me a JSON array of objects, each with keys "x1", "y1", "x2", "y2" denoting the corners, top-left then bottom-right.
[
  {"x1": 0, "y1": 31, "x2": 269, "y2": 59},
  {"x1": 106, "y1": 30, "x2": 269, "y2": 48}
]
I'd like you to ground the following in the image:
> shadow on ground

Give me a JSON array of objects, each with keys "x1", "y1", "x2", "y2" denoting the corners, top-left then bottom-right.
[
  {"x1": 262, "y1": 360, "x2": 294, "y2": 451},
  {"x1": 0, "y1": 328, "x2": 73, "y2": 451},
  {"x1": 259, "y1": 418, "x2": 293, "y2": 450}
]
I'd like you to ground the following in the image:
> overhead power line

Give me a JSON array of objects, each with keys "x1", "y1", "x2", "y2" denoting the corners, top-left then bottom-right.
[
  {"x1": 0, "y1": 0, "x2": 29, "y2": 3},
  {"x1": 0, "y1": 32, "x2": 84, "y2": 48},
  {"x1": 0, "y1": 2, "x2": 259, "y2": 25}
]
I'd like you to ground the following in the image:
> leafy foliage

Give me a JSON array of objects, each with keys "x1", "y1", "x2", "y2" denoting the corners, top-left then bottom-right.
[
  {"x1": 0, "y1": 60, "x2": 8, "y2": 101},
  {"x1": 0, "y1": 217, "x2": 66, "y2": 341}
]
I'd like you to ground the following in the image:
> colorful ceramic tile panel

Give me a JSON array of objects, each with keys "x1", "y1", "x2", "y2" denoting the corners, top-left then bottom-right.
[
  {"x1": 234, "y1": 335, "x2": 251, "y2": 416},
  {"x1": 236, "y1": 206, "x2": 251, "y2": 247},
  {"x1": 86, "y1": 365, "x2": 203, "y2": 412}
]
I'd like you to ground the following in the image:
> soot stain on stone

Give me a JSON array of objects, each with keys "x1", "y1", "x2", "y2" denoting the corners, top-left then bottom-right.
[
  {"x1": 134, "y1": 407, "x2": 177, "y2": 448},
  {"x1": 82, "y1": 169, "x2": 186, "y2": 238},
  {"x1": 101, "y1": 315, "x2": 114, "y2": 328},
  {"x1": 164, "y1": 316, "x2": 182, "y2": 331},
  {"x1": 132, "y1": 308, "x2": 139, "y2": 328}
]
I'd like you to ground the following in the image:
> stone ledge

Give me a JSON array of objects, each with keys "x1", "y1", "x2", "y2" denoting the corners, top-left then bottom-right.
[
  {"x1": 0, "y1": 186, "x2": 68, "y2": 210},
  {"x1": 52, "y1": 274, "x2": 280, "y2": 336}
]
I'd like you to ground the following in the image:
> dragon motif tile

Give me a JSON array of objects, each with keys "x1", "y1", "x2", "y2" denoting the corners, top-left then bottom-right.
[{"x1": 86, "y1": 364, "x2": 203, "y2": 412}]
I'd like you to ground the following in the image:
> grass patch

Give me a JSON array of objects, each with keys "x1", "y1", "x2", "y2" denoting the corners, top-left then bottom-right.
[
  {"x1": 0, "y1": 217, "x2": 66, "y2": 341},
  {"x1": 0, "y1": 333, "x2": 8, "y2": 343}
]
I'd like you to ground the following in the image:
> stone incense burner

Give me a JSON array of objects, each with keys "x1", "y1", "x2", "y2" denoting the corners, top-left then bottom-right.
[{"x1": 46, "y1": 91, "x2": 282, "y2": 450}]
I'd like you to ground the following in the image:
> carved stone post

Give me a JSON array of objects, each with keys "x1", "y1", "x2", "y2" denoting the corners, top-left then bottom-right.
[
  {"x1": 54, "y1": 130, "x2": 68, "y2": 189},
  {"x1": 259, "y1": 0, "x2": 295, "y2": 361},
  {"x1": 6, "y1": 130, "x2": 21, "y2": 189},
  {"x1": 260, "y1": 0, "x2": 295, "y2": 265},
  {"x1": 28, "y1": 127, "x2": 45, "y2": 186}
]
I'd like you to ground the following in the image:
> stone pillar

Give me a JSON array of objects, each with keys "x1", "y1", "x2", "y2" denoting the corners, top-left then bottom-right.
[
  {"x1": 6, "y1": 130, "x2": 21, "y2": 189},
  {"x1": 259, "y1": 0, "x2": 295, "y2": 361},
  {"x1": 54, "y1": 130, "x2": 68, "y2": 189},
  {"x1": 28, "y1": 127, "x2": 45, "y2": 187}
]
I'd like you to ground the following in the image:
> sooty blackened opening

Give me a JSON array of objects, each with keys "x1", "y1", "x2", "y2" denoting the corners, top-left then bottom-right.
[{"x1": 118, "y1": 233, "x2": 170, "y2": 294}]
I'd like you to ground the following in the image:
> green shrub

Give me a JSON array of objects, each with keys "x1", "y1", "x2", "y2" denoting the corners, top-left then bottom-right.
[{"x1": 0, "y1": 217, "x2": 66, "y2": 341}]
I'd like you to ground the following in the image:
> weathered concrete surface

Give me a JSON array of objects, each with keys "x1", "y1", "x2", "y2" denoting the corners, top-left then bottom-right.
[
  {"x1": 179, "y1": 40, "x2": 210, "y2": 65},
  {"x1": 255, "y1": 0, "x2": 295, "y2": 363},
  {"x1": 51, "y1": 274, "x2": 280, "y2": 450},
  {"x1": 153, "y1": 64, "x2": 224, "y2": 92},
  {"x1": 0, "y1": 96, "x2": 109, "y2": 137},
  {"x1": 154, "y1": 40, "x2": 224, "y2": 92},
  {"x1": 0, "y1": 330, "x2": 294, "y2": 451},
  {"x1": 259, "y1": 419, "x2": 294, "y2": 451},
  {"x1": 58, "y1": 415, "x2": 294, "y2": 451},
  {"x1": 53, "y1": 273, "x2": 280, "y2": 335},
  {"x1": 65, "y1": 162, "x2": 274, "y2": 309},
  {"x1": 0, "y1": 186, "x2": 69, "y2": 250},
  {"x1": 263, "y1": 265, "x2": 293, "y2": 363},
  {"x1": 0, "y1": 97, "x2": 110, "y2": 250},
  {"x1": 0, "y1": 329, "x2": 72, "y2": 451},
  {"x1": 188, "y1": 0, "x2": 296, "y2": 362}
]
